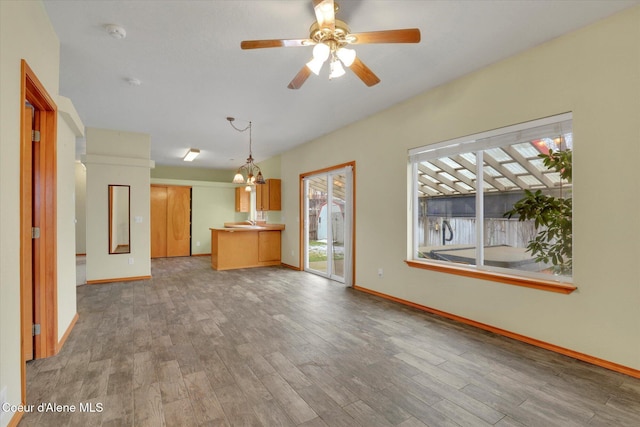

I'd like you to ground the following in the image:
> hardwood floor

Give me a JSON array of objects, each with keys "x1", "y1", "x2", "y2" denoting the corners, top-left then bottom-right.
[{"x1": 19, "y1": 256, "x2": 640, "y2": 426}]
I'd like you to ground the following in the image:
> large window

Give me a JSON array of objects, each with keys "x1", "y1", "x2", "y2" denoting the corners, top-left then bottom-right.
[{"x1": 409, "y1": 113, "x2": 573, "y2": 285}]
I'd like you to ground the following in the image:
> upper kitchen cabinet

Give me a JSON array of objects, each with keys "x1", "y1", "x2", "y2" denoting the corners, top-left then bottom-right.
[
  {"x1": 256, "y1": 179, "x2": 281, "y2": 211},
  {"x1": 235, "y1": 187, "x2": 250, "y2": 212}
]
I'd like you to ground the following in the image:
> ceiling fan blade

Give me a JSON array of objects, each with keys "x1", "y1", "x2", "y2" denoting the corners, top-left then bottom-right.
[
  {"x1": 348, "y1": 28, "x2": 421, "y2": 45},
  {"x1": 349, "y1": 57, "x2": 380, "y2": 87},
  {"x1": 288, "y1": 65, "x2": 312, "y2": 89},
  {"x1": 313, "y1": 0, "x2": 335, "y2": 31},
  {"x1": 241, "y1": 39, "x2": 313, "y2": 49}
]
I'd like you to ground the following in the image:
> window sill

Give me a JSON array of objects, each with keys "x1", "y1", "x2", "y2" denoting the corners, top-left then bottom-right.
[{"x1": 405, "y1": 260, "x2": 576, "y2": 294}]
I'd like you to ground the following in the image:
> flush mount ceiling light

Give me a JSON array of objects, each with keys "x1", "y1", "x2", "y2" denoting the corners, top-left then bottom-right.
[
  {"x1": 227, "y1": 117, "x2": 265, "y2": 185},
  {"x1": 105, "y1": 24, "x2": 126, "y2": 39},
  {"x1": 183, "y1": 148, "x2": 200, "y2": 162},
  {"x1": 240, "y1": 0, "x2": 420, "y2": 89}
]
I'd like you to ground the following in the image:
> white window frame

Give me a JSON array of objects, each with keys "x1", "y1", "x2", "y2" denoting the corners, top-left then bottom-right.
[{"x1": 407, "y1": 113, "x2": 576, "y2": 293}]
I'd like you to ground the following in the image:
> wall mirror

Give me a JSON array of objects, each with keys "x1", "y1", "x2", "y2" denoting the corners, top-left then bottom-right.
[{"x1": 109, "y1": 184, "x2": 130, "y2": 254}]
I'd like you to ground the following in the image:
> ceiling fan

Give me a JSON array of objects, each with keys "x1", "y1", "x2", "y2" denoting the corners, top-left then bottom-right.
[{"x1": 240, "y1": 0, "x2": 421, "y2": 89}]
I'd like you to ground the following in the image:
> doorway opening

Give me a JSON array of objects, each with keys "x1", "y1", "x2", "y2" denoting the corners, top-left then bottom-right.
[
  {"x1": 301, "y1": 162, "x2": 355, "y2": 286},
  {"x1": 20, "y1": 60, "x2": 58, "y2": 403}
]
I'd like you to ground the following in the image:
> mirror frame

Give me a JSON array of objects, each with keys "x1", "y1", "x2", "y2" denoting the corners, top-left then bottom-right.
[{"x1": 108, "y1": 184, "x2": 131, "y2": 254}]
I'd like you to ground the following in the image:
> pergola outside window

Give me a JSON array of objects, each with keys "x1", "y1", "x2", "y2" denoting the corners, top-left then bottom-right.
[{"x1": 409, "y1": 113, "x2": 573, "y2": 283}]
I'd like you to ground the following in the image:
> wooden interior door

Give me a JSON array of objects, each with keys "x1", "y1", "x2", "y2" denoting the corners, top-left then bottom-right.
[
  {"x1": 150, "y1": 186, "x2": 168, "y2": 258},
  {"x1": 167, "y1": 186, "x2": 191, "y2": 257},
  {"x1": 20, "y1": 59, "x2": 59, "y2": 404},
  {"x1": 20, "y1": 105, "x2": 34, "y2": 361},
  {"x1": 150, "y1": 185, "x2": 191, "y2": 258}
]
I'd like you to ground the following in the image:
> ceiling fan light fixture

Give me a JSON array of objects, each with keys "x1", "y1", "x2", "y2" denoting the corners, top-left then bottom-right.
[
  {"x1": 329, "y1": 59, "x2": 345, "y2": 79},
  {"x1": 240, "y1": 0, "x2": 420, "y2": 89},
  {"x1": 306, "y1": 57, "x2": 325, "y2": 75},
  {"x1": 312, "y1": 42, "x2": 330, "y2": 61},
  {"x1": 336, "y1": 47, "x2": 356, "y2": 67}
]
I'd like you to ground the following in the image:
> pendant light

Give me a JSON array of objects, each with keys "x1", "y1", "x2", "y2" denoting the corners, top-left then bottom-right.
[{"x1": 228, "y1": 117, "x2": 265, "y2": 185}]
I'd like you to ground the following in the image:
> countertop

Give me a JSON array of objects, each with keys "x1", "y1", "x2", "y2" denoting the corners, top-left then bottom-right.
[{"x1": 210, "y1": 223, "x2": 285, "y2": 232}]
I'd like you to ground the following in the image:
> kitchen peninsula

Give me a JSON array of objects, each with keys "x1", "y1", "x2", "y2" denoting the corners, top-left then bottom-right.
[{"x1": 210, "y1": 223, "x2": 285, "y2": 270}]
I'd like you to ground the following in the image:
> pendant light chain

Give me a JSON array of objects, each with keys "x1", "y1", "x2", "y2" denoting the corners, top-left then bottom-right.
[{"x1": 228, "y1": 117, "x2": 265, "y2": 185}]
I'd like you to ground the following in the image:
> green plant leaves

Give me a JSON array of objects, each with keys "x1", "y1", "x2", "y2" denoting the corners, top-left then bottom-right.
[{"x1": 503, "y1": 149, "x2": 572, "y2": 275}]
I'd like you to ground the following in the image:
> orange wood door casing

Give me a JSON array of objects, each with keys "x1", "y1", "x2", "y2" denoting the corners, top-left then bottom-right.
[
  {"x1": 20, "y1": 105, "x2": 34, "y2": 362},
  {"x1": 166, "y1": 186, "x2": 191, "y2": 257},
  {"x1": 150, "y1": 186, "x2": 168, "y2": 258}
]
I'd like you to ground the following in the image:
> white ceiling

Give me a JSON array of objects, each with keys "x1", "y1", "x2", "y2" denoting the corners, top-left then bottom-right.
[{"x1": 42, "y1": 0, "x2": 637, "y2": 170}]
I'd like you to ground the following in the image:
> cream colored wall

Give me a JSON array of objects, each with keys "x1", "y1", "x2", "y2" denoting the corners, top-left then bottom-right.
[
  {"x1": 151, "y1": 165, "x2": 235, "y2": 182},
  {"x1": 257, "y1": 155, "x2": 281, "y2": 179},
  {"x1": 57, "y1": 97, "x2": 84, "y2": 341},
  {"x1": 84, "y1": 128, "x2": 153, "y2": 282},
  {"x1": 75, "y1": 162, "x2": 87, "y2": 254},
  {"x1": 0, "y1": 0, "x2": 64, "y2": 420},
  {"x1": 281, "y1": 7, "x2": 640, "y2": 370}
]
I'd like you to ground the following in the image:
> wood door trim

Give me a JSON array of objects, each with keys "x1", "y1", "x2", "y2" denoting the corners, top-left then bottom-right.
[
  {"x1": 20, "y1": 106, "x2": 34, "y2": 364},
  {"x1": 299, "y1": 161, "x2": 356, "y2": 286},
  {"x1": 20, "y1": 60, "x2": 58, "y2": 404}
]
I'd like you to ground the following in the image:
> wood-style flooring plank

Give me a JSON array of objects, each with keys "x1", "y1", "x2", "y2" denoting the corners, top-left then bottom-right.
[
  {"x1": 17, "y1": 257, "x2": 640, "y2": 427},
  {"x1": 260, "y1": 373, "x2": 318, "y2": 424},
  {"x1": 133, "y1": 382, "x2": 165, "y2": 427}
]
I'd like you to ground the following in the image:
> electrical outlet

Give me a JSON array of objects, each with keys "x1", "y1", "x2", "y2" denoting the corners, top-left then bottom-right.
[
  {"x1": 378, "y1": 268, "x2": 383, "y2": 278},
  {"x1": 196, "y1": 241, "x2": 201, "y2": 247},
  {"x1": 128, "y1": 257, "x2": 134, "y2": 265}
]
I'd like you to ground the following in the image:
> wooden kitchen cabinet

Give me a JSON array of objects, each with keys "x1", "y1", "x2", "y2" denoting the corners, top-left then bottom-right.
[
  {"x1": 210, "y1": 226, "x2": 284, "y2": 270},
  {"x1": 258, "y1": 231, "x2": 281, "y2": 262},
  {"x1": 235, "y1": 187, "x2": 250, "y2": 212},
  {"x1": 255, "y1": 179, "x2": 281, "y2": 211}
]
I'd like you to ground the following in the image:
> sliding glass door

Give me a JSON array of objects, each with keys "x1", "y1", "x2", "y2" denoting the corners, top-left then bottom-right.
[{"x1": 303, "y1": 165, "x2": 353, "y2": 285}]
